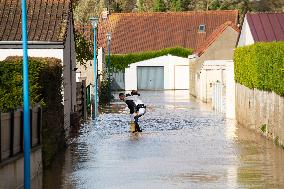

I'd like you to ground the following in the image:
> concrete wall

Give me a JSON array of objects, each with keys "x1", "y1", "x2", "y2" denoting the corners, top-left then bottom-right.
[
  {"x1": 189, "y1": 27, "x2": 239, "y2": 97},
  {"x1": 125, "y1": 55, "x2": 189, "y2": 90},
  {"x1": 0, "y1": 147, "x2": 42, "y2": 189},
  {"x1": 237, "y1": 17, "x2": 255, "y2": 47},
  {"x1": 77, "y1": 47, "x2": 104, "y2": 92},
  {"x1": 236, "y1": 83, "x2": 284, "y2": 146}
]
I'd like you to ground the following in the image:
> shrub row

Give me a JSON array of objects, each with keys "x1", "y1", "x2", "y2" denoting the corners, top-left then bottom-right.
[
  {"x1": 0, "y1": 57, "x2": 63, "y2": 111},
  {"x1": 234, "y1": 42, "x2": 284, "y2": 96},
  {"x1": 107, "y1": 47, "x2": 193, "y2": 70},
  {"x1": 0, "y1": 56, "x2": 65, "y2": 167}
]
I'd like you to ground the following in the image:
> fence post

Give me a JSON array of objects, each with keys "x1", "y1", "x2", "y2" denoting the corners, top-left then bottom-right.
[
  {"x1": 30, "y1": 108, "x2": 32, "y2": 148},
  {"x1": 37, "y1": 106, "x2": 41, "y2": 145},
  {"x1": 0, "y1": 112, "x2": 2, "y2": 162},
  {"x1": 9, "y1": 111, "x2": 14, "y2": 157},
  {"x1": 20, "y1": 110, "x2": 24, "y2": 153},
  {"x1": 81, "y1": 82, "x2": 85, "y2": 120}
]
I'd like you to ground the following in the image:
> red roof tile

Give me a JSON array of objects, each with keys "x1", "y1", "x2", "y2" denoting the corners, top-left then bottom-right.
[
  {"x1": 246, "y1": 12, "x2": 284, "y2": 42},
  {"x1": 0, "y1": 0, "x2": 72, "y2": 42},
  {"x1": 76, "y1": 10, "x2": 239, "y2": 54},
  {"x1": 195, "y1": 21, "x2": 239, "y2": 56}
]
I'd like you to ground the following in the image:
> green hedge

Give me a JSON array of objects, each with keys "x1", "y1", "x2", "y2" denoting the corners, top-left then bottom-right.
[
  {"x1": 0, "y1": 57, "x2": 62, "y2": 111},
  {"x1": 0, "y1": 56, "x2": 65, "y2": 167},
  {"x1": 107, "y1": 47, "x2": 193, "y2": 70},
  {"x1": 234, "y1": 42, "x2": 284, "y2": 96}
]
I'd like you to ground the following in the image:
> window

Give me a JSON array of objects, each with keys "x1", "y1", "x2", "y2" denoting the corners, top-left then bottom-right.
[{"x1": 198, "y1": 24, "x2": 206, "y2": 32}]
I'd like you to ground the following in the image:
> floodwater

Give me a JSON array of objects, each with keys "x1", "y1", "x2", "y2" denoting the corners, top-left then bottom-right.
[{"x1": 41, "y1": 91, "x2": 284, "y2": 189}]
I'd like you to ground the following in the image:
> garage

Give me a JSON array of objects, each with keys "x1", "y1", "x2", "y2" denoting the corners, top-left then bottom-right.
[
  {"x1": 137, "y1": 66, "x2": 164, "y2": 90},
  {"x1": 124, "y1": 55, "x2": 189, "y2": 91}
]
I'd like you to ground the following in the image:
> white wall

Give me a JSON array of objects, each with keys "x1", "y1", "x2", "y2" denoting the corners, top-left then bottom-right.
[
  {"x1": 225, "y1": 61, "x2": 235, "y2": 119},
  {"x1": 0, "y1": 49, "x2": 64, "y2": 61},
  {"x1": 238, "y1": 17, "x2": 255, "y2": 47},
  {"x1": 199, "y1": 60, "x2": 227, "y2": 102},
  {"x1": 199, "y1": 60, "x2": 235, "y2": 118},
  {"x1": 77, "y1": 47, "x2": 104, "y2": 90},
  {"x1": 125, "y1": 55, "x2": 189, "y2": 90}
]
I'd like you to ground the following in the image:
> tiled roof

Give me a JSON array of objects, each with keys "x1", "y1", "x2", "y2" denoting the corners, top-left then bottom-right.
[
  {"x1": 76, "y1": 10, "x2": 238, "y2": 54},
  {"x1": 195, "y1": 21, "x2": 239, "y2": 56},
  {"x1": 0, "y1": 0, "x2": 72, "y2": 42},
  {"x1": 246, "y1": 12, "x2": 284, "y2": 42}
]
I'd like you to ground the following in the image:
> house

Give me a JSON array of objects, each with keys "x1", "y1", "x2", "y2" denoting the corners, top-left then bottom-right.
[
  {"x1": 76, "y1": 10, "x2": 239, "y2": 91},
  {"x1": 0, "y1": 0, "x2": 76, "y2": 132},
  {"x1": 238, "y1": 12, "x2": 284, "y2": 47},
  {"x1": 189, "y1": 21, "x2": 239, "y2": 118},
  {"x1": 76, "y1": 10, "x2": 238, "y2": 90}
]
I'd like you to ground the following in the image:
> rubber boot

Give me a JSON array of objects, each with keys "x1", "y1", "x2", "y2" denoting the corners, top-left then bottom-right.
[
  {"x1": 130, "y1": 122, "x2": 136, "y2": 132},
  {"x1": 135, "y1": 122, "x2": 142, "y2": 132}
]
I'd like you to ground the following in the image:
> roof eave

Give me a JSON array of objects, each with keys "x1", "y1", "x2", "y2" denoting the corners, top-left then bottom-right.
[{"x1": 0, "y1": 41, "x2": 64, "y2": 49}]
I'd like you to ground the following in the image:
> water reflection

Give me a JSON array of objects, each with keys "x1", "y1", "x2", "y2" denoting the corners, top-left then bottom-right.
[
  {"x1": 235, "y1": 125, "x2": 284, "y2": 189},
  {"x1": 41, "y1": 91, "x2": 284, "y2": 189}
]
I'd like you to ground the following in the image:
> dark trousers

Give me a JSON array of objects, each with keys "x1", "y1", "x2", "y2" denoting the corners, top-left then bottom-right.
[{"x1": 134, "y1": 115, "x2": 142, "y2": 131}]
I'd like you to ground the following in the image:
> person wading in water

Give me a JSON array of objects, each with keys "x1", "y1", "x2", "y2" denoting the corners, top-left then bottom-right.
[{"x1": 119, "y1": 91, "x2": 146, "y2": 132}]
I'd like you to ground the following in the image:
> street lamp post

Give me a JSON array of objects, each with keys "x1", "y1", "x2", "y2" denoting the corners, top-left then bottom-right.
[
  {"x1": 106, "y1": 33, "x2": 111, "y2": 104},
  {"x1": 90, "y1": 17, "x2": 99, "y2": 119},
  {"x1": 21, "y1": 0, "x2": 31, "y2": 188}
]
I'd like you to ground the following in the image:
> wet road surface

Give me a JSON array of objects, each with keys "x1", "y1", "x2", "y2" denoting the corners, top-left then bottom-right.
[{"x1": 43, "y1": 91, "x2": 284, "y2": 189}]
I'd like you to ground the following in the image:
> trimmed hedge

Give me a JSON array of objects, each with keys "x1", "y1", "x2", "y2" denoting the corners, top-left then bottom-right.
[
  {"x1": 234, "y1": 42, "x2": 284, "y2": 96},
  {"x1": 0, "y1": 56, "x2": 65, "y2": 167},
  {"x1": 0, "y1": 57, "x2": 63, "y2": 111},
  {"x1": 107, "y1": 47, "x2": 193, "y2": 70}
]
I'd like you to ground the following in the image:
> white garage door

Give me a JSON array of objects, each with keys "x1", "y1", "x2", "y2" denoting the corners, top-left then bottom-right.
[
  {"x1": 175, "y1": 65, "x2": 189, "y2": 90},
  {"x1": 137, "y1": 66, "x2": 164, "y2": 90}
]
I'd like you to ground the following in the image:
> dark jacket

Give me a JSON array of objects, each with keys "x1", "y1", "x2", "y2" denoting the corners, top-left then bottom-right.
[
  {"x1": 125, "y1": 99, "x2": 136, "y2": 114},
  {"x1": 125, "y1": 95, "x2": 136, "y2": 114}
]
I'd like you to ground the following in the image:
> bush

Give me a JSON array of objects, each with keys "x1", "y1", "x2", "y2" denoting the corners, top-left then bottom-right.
[
  {"x1": 107, "y1": 47, "x2": 193, "y2": 71},
  {"x1": 0, "y1": 56, "x2": 63, "y2": 111},
  {"x1": 0, "y1": 56, "x2": 65, "y2": 167},
  {"x1": 99, "y1": 71, "x2": 114, "y2": 105},
  {"x1": 234, "y1": 42, "x2": 284, "y2": 96},
  {"x1": 75, "y1": 31, "x2": 93, "y2": 66}
]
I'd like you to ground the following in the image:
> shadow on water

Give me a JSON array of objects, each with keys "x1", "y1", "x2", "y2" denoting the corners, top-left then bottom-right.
[{"x1": 39, "y1": 91, "x2": 284, "y2": 189}]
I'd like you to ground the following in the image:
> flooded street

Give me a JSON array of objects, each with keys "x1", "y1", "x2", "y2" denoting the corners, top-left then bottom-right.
[{"x1": 43, "y1": 91, "x2": 284, "y2": 189}]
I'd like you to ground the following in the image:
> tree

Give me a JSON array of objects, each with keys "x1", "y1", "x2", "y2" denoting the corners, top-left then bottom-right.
[
  {"x1": 121, "y1": 0, "x2": 137, "y2": 12},
  {"x1": 181, "y1": 0, "x2": 195, "y2": 10},
  {"x1": 137, "y1": 0, "x2": 156, "y2": 12},
  {"x1": 170, "y1": 0, "x2": 182, "y2": 11},
  {"x1": 72, "y1": 0, "x2": 284, "y2": 22},
  {"x1": 73, "y1": 0, "x2": 105, "y2": 23},
  {"x1": 251, "y1": 0, "x2": 284, "y2": 12},
  {"x1": 153, "y1": 0, "x2": 167, "y2": 11}
]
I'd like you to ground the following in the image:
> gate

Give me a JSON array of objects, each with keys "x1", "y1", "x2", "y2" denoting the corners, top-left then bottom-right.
[
  {"x1": 111, "y1": 71, "x2": 125, "y2": 90},
  {"x1": 212, "y1": 81, "x2": 226, "y2": 114},
  {"x1": 137, "y1": 66, "x2": 164, "y2": 90}
]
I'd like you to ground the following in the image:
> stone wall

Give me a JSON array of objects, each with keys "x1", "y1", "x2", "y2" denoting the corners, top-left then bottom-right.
[{"x1": 236, "y1": 83, "x2": 284, "y2": 146}]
